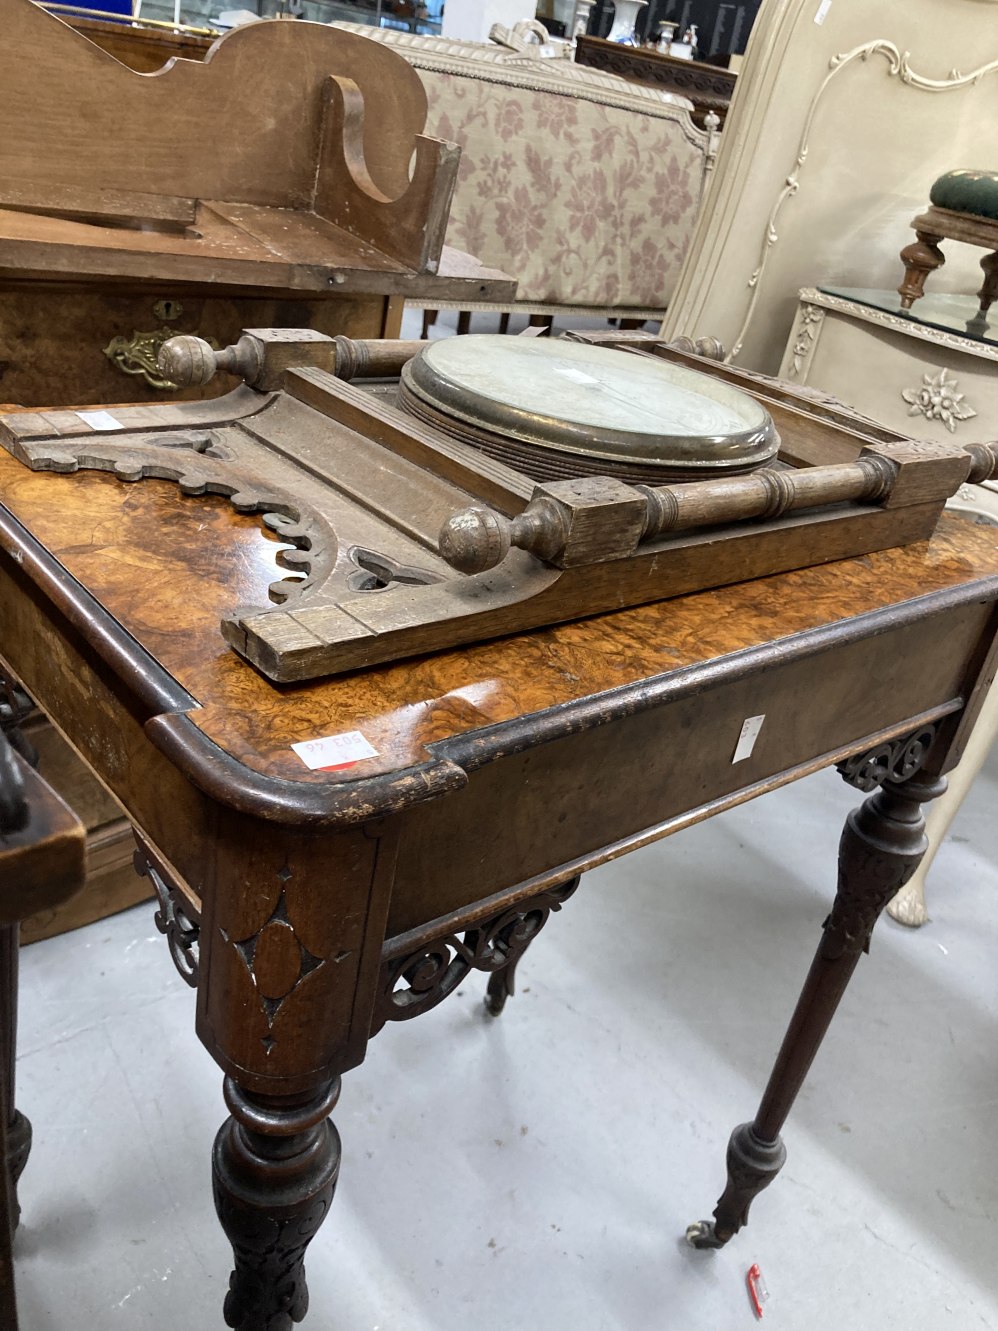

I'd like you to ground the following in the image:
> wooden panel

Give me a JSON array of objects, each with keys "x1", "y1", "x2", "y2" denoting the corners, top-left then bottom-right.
[
  {"x1": 16, "y1": 711, "x2": 151, "y2": 943},
  {"x1": 0, "y1": 3, "x2": 486, "y2": 282},
  {"x1": 575, "y1": 35, "x2": 736, "y2": 126},
  {"x1": 20, "y1": 819, "x2": 149, "y2": 945},
  {"x1": 67, "y1": 16, "x2": 212, "y2": 72},
  {"x1": 0, "y1": 748, "x2": 85, "y2": 925},
  {"x1": 1, "y1": 3, "x2": 427, "y2": 209},
  {"x1": 0, "y1": 286, "x2": 391, "y2": 407},
  {"x1": 23, "y1": 711, "x2": 123, "y2": 829},
  {"x1": 387, "y1": 600, "x2": 989, "y2": 934}
]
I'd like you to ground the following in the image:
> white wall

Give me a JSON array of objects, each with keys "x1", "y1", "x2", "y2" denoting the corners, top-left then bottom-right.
[{"x1": 442, "y1": 0, "x2": 538, "y2": 42}]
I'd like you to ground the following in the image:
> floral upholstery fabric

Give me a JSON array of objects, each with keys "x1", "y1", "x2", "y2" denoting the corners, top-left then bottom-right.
[
  {"x1": 423, "y1": 73, "x2": 706, "y2": 307},
  {"x1": 331, "y1": 24, "x2": 712, "y2": 312}
]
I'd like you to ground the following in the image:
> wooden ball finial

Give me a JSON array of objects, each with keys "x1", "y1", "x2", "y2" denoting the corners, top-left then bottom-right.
[
  {"x1": 438, "y1": 507, "x2": 511, "y2": 574},
  {"x1": 158, "y1": 335, "x2": 218, "y2": 387}
]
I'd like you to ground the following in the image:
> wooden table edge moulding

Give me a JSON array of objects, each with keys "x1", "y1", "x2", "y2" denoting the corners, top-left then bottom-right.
[{"x1": 1, "y1": 334, "x2": 998, "y2": 1326}]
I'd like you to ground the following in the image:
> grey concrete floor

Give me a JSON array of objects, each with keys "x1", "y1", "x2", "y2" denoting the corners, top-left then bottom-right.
[{"x1": 12, "y1": 747, "x2": 998, "y2": 1331}]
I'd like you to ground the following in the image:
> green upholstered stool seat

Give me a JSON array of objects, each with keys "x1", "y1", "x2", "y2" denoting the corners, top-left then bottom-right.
[{"x1": 930, "y1": 169, "x2": 998, "y2": 221}]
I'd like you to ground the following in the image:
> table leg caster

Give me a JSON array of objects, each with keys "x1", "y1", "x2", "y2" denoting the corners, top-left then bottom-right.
[{"x1": 686, "y1": 1124, "x2": 786, "y2": 1249}]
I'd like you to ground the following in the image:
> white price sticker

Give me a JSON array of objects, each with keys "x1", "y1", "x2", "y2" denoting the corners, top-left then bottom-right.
[
  {"x1": 732, "y1": 714, "x2": 765, "y2": 764},
  {"x1": 814, "y1": 0, "x2": 832, "y2": 24},
  {"x1": 76, "y1": 410, "x2": 125, "y2": 431},
  {"x1": 291, "y1": 730, "x2": 378, "y2": 771}
]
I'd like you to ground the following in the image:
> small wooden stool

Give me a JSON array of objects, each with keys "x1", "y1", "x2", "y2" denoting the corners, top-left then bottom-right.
[{"x1": 899, "y1": 169, "x2": 998, "y2": 322}]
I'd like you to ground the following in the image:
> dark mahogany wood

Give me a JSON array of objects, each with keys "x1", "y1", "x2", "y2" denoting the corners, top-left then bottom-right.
[
  {"x1": 575, "y1": 35, "x2": 736, "y2": 126},
  {"x1": 689, "y1": 728, "x2": 946, "y2": 1247},
  {"x1": 0, "y1": 729, "x2": 86, "y2": 1328},
  {"x1": 213, "y1": 1078, "x2": 341, "y2": 1331}
]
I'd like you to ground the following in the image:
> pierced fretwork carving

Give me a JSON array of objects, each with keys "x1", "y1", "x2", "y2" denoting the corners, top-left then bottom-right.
[
  {"x1": 134, "y1": 840, "x2": 201, "y2": 986},
  {"x1": 835, "y1": 723, "x2": 937, "y2": 792},
  {"x1": 5, "y1": 428, "x2": 339, "y2": 612},
  {"x1": 372, "y1": 875, "x2": 581, "y2": 1034}
]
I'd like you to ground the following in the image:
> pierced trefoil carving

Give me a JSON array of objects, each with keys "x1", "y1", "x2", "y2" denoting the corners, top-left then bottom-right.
[{"x1": 372, "y1": 875, "x2": 581, "y2": 1034}]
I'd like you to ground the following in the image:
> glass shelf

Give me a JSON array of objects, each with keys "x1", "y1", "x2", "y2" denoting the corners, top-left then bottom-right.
[{"x1": 820, "y1": 286, "x2": 998, "y2": 350}]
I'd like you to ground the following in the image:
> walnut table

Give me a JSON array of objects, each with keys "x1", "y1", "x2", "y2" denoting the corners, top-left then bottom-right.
[{"x1": 1, "y1": 452, "x2": 996, "y2": 1326}]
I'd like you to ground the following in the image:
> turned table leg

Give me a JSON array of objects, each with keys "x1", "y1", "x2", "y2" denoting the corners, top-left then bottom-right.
[
  {"x1": 0, "y1": 925, "x2": 30, "y2": 1233},
  {"x1": 213, "y1": 1077, "x2": 342, "y2": 1331},
  {"x1": 688, "y1": 765, "x2": 945, "y2": 1248},
  {"x1": 977, "y1": 251, "x2": 998, "y2": 318},
  {"x1": 898, "y1": 231, "x2": 945, "y2": 309}
]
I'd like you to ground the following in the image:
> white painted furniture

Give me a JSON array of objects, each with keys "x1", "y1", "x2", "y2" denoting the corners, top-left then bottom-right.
[
  {"x1": 778, "y1": 283, "x2": 998, "y2": 927},
  {"x1": 661, "y1": 0, "x2": 998, "y2": 375},
  {"x1": 778, "y1": 286, "x2": 998, "y2": 446}
]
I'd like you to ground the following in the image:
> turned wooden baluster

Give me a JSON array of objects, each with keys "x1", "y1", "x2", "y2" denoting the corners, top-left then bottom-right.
[
  {"x1": 213, "y1": 1077, "x2": 342, "y2": 1331},
  {"x1": 978, "y1": 251, "x2": 998, "y2": 317},
  {"x1": 159, "y1": 331, "x2": 428, "y2": 392},
  {"x1": 438, "y1": 442, "x2": 998, "y2": 575},
  {"x1": 687, "y1": 728, "x2": 945, "y2": 1248},
  {"x1": 898, "y1": 229, "x2": 946, "y2": 309}
]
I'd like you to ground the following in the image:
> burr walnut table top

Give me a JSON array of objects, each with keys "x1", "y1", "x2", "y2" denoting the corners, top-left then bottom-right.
[{"x1": 1, "y1": 449, "x2": 997, "y2": 816}]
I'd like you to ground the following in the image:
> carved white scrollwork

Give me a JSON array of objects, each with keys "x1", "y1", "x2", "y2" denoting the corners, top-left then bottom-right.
[
  {"x1": 786, "y1": 302, "x2": 825, "y2": 378},
  {"x1": 729, "y1": 41, "x2": 998, "y2": 363},
  {"x1": 901, "y1": 367, "x2": 977, "y2": 430}
]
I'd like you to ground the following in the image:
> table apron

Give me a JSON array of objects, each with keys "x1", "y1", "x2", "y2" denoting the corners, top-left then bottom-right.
[{"x1": 386, "y1": 598, "x2": 991, "y2": 939}]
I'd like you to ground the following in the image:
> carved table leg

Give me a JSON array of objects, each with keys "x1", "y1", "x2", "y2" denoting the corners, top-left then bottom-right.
[
  {"x1": 977, "y1": 251, "x2": 998, "y2": 317},
  {"x1": 898, "y1": 231, "x2": 946, "y2": 309},
  {"x1": 213, "y1": 1077, "x2": 341, "y2": 1331},
  {"x1": 688, "y1": 765, "x2": 945, "y2": 1248},
  {"x1": 0, "y1": 925, "x2": 30, "y2": 1232}
]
